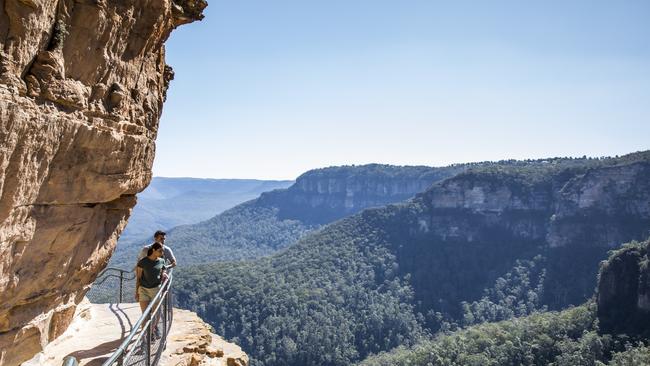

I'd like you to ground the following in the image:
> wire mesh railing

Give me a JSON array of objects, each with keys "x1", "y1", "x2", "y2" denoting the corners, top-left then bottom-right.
[
  {"x1": 87, "y1": 267, "x2": 136, "y2": 304},
  {"x1": 79, "y1": 267, "x2": 174, "y2": 366},
  {"x1": 102, "y1": 273, "x2": 174, "y2": 366}
]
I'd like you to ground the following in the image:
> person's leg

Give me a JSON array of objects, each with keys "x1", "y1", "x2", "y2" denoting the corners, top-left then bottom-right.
[
  {"x1": 139, "y1": 287, "x2": 162, "y2": 337},
  {"x1": 138, "y1": 286, "x2": 150, "y2": 312},
  {"x1": 149, "y1": 286, "x2": 162, "y2": 337},
  {"x1": 139, "y1": 300, "x2": 149, "y2": 312}
]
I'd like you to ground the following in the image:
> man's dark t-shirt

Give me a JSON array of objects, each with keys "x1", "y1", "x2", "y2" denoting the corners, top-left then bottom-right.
[{"x1": 137, "y1": 257, "x2": 165, "y2": 288}]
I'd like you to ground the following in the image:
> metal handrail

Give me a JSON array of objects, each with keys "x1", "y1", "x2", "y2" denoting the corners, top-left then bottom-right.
[
  {"x1": 93, "y1": 273, "x2": 135, "y2": 285},
  {"x1": 95, "y1": 268, "x2": 135, "y2": 281},
  {"x1": 100, "y1": 270, "x2": 174, "y2": 366},
  {"x1": 62, "y1": 356, "x2": 78, "y2": 366},
  {"x1": 97, "y1": 266, "x2": 135, "y2": 277},
  {"x1": 91, "y1": 267, "x2": 136, "y2": 303}
]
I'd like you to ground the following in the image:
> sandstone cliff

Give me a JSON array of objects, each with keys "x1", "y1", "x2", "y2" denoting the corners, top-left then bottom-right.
[
  {"x1": 420, "y1": 159, "x2": 650, "y2": 249},
  {"x1": 132, "y1": 164, "x2": 469, "y2": 265},
  {"x1": 0, "y1": 1, "x2": 206, "y2": 364},
  {"x1": 395, "y1": 154, "x2": 650, "y2": 315},
  {"x1": 258, "y1": 164, "x2": 467, "y2": 225},
  {"x1": 597, "y1": 238, "x2": 650, "y2": 337}
]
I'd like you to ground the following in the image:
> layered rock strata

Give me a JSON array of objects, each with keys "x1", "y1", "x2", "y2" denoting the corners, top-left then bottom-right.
[
  {"x1": 420, "y1": 161, "x2": 650, "y2": 248},
  {"x1": 258, "y1": 164, "x2": 467, "y2": 224},
  {"x1": 0, "y1": 0, "x2": 206, "y2": 364},
  {"x1": 398, "y1": 155, "x2": 650, "y2": 314}
]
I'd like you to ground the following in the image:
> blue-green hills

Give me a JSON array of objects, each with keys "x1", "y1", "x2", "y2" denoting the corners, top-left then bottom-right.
[
  {"x1": 116, "y1": 164, "x2": 468, "y2": 267},
  {"x1": 173, "y1": 151, "x2": 650, "y2": 366}
]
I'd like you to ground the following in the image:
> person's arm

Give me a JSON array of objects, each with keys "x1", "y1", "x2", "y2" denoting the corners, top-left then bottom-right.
[
  {"x1": 165, "y1": 247, "x2": 177, "y2": 269},
  {"x1": 134, "y1": 247, "x2": 147, "y2": 271},
  {"x1": 135, "y1": 266, "x2": 143, "y2": 301},
  {"x1": 161, "y1": 266, "x2": 169, "y2": 282}
]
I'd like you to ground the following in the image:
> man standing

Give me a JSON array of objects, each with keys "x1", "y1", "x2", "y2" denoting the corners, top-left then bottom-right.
[{"x1": 137, "y1": 230, "x2": 177, "y2": 270}]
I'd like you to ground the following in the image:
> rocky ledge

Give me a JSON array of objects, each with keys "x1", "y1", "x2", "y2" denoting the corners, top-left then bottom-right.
[
  {"x1": 163, "y1": 308, "x2": 248, "y2": 366},
  {"x1": 23, "y1": 300, "x2": 248, "y2": 366}
]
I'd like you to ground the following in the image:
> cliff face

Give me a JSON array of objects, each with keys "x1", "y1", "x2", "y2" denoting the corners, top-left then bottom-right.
[
  {"x1": 549, "y1": 163, "x2": 650, "y2": 248},
  {"x1": 293, "y1": 174, "x2": 432, "y2": 210},
  {"x1": 423, "y1": 173, "x2": 554, "y2": 242},
  {"x1": 421, "y1": 162, "x2": 650, "y2": 248},
  {"x1": 395, "y1": 156, "x2": 650, "y2": 314},
  {"x1": 0, "y1": 1, "x2": 206, "y2": 364},
  {"x1": 597, "y1": 239, "x2": 650, "y2": 337},
  {"x1": 419, "y1": 161, "x2": 650, "y2": 248},
  {"x1": 259, "y1": 164, "x2": 466, "y2": 225}
]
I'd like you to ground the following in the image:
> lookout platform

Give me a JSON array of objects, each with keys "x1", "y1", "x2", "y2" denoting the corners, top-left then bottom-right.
[{"x1": 23, "y1": 301, "x2": 248, "y2": 366}]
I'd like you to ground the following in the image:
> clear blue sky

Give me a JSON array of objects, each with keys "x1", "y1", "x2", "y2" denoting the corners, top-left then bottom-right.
[{"x1": 153, "y1": 0, "x2": 650, "y2": 180}]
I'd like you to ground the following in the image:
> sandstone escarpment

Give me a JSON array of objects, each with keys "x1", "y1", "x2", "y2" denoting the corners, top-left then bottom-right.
[
  {"x1": 0, "y1": 1, "x2": 206, "y2": 364},
  {"x1": 258, "y1": 164, "x2": 466, "y2": 224},
  {"x1": 549, "y1": 162, "x2": 650, "y2": 248},
  {"x1": 398, "y1": 155, "x2": 650, "y2": 314},
  {"x1": 423, "y1": 171, "x2": 555, "y2": 241},
  {"x1": 417, "y1": 159, "x2": 650, "y2": 247},
  {"x1": 597, "y1": 238, "x2": 650, "y2": 337}
]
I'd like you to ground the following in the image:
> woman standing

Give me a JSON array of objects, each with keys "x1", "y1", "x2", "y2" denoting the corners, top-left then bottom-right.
[{"x1": 135, "y1": 242, "x2": 167, "y2": 312}]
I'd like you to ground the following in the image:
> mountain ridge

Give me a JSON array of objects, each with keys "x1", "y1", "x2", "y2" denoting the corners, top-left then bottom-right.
[
  {"x1": 174, "y1": 151, "x2": 650, "y2": 366},
  {"x1": 118, "y1": 177, "x2": 293, "y2": 245},
  {"x1": 113, "y1": 163, "x2": 469, "y2": 268}
]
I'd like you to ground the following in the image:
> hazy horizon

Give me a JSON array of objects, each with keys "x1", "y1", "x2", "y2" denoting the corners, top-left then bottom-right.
[{"x1": 153, "y1": 149, "x2": 647, "y2": 181}]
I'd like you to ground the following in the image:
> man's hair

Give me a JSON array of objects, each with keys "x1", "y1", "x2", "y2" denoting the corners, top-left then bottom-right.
[
  {"x1": 147, "y1": 242, "x2": 163, "y2": 256},
  {"x1": 154, "y1": 230, "x2": 166, "y2": 238}
]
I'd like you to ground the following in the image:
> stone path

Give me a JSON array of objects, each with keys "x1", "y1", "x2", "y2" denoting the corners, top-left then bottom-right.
[
  {"x1": 24, "y1": 302, "x2": 141, "y2": 366},
  {"x1": 23, "y1": 301, "x2": 248, "y2": 366}
]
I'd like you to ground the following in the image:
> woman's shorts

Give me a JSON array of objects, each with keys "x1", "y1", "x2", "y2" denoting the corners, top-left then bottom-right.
[{"x1": 138, "y1": 286, "x2": 160, "y2": 302}]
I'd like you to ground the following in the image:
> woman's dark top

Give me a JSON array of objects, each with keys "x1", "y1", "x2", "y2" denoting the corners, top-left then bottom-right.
[{"x1": 137, "y1": 257, "x2": 165, "y2": 288}]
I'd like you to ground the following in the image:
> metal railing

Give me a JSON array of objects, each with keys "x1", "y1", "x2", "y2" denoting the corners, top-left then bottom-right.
[
  {"x1": 79, "y1": 268, "x2": 174, "y2": 366},
  {"x1": 102, "y1": 272, "x2": 174, "y2": 366},
  {"x1": 87, "y1": 267, "x2": 136, "y2": 304}
]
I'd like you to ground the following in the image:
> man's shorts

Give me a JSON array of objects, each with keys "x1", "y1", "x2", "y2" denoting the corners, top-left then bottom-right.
[{"x1": 138, "y1": 286, "x2": 160, "y2": 302}]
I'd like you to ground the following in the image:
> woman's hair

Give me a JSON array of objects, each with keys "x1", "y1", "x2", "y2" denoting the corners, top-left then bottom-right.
[{"x1": 147, "y1": 242, "x2": 163, "y2": 256}]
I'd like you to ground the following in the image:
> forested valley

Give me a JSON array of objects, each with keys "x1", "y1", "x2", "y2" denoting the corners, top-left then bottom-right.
[
  {"x1": 112, "y1": 164, "x2": 468, "y2": 268},
  {"x1": 174, "y1": 152, "x2": 650, "y2": 366}
]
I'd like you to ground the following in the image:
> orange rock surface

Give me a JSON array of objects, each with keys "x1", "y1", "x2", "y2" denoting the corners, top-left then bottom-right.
[{"x1": 0, "y1": 1, "x2": 206, "y2": 364}]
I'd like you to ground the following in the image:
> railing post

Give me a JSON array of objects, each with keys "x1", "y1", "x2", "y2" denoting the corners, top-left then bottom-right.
[
  {"x1": 146, "y1": 317, "x2": 152, "y2": 366},
  {"x1": 118, "y1": 271, "x2": 123, "y2": 304},
  {"x1": 62, "y1": 356, "x2": 78, "y2": 366},
  {"x1": 95, "y1": 269, "x2": 172, "y2": 366},
  {"x1": 162, "y1": 294, "x2": 167, "y2": 343}
]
